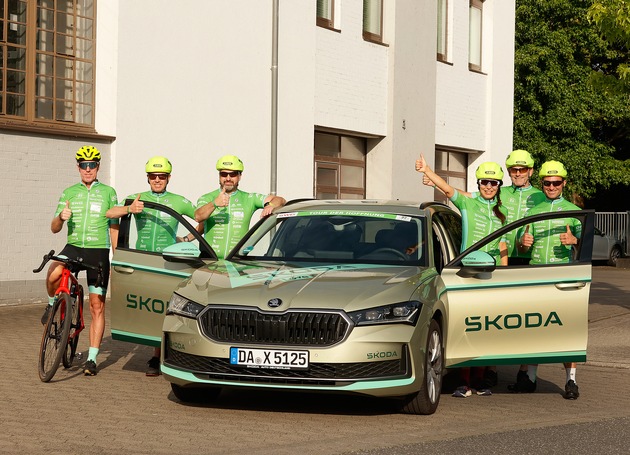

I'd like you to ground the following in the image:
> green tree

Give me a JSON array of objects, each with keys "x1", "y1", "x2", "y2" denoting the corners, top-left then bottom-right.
[{"x1": 513, "y1": 0, "x2": 630, "y2": 207}]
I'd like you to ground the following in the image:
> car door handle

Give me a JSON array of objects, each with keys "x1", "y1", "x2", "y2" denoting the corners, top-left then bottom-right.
[
  {"x1": 555, "y1": 282, "x2": 586, "y2": 290},
  {"x1": 113, "y1": 266, "x2": 135, "y2": 274}
]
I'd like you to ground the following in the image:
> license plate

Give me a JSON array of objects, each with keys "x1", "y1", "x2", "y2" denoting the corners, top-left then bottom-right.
[{"x1": 229, "y1": 347, "x2": 309, "y2": 370}]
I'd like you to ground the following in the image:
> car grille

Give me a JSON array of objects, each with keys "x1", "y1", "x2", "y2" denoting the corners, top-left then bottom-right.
[
  {"x1": 164, "y1": 343, "x2": 409, "y2": 385},
  {"x1": 198, "y1": 307, "x2": 351, "y2": 346}
]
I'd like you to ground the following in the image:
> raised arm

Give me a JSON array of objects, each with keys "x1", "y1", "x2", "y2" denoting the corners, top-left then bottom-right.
[{"x1": 415, "y1": 154, "x2": 456, "y2": 199}]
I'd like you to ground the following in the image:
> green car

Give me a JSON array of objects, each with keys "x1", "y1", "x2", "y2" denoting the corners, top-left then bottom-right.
[{"x1": 110, "y1": 199, "x2": 594, "y2": 415}]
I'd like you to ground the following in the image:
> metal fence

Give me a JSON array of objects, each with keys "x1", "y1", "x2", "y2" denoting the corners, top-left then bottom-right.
[{"x1": 595, "y1": 211, "x2": 630, "y2": 256}]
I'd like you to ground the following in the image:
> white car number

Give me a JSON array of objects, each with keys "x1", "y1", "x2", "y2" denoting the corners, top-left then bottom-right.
[{"x1": 230, "y1": 347, "x2": 309, "y2": 370}]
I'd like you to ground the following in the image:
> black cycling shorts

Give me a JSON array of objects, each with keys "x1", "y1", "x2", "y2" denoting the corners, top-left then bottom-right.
[{"x1": 59, "y1": 244, "x2": 110, "y2": 294}]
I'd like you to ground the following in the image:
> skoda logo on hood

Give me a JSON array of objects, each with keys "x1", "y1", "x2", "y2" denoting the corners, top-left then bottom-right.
[{"x1": 268, "y1": 298, "x2": 283, "y2": 308}]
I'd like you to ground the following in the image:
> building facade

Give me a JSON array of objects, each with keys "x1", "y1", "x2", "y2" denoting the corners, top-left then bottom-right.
[{"x1": 0, "y1": 0, "x2": 515, "y2": 302}]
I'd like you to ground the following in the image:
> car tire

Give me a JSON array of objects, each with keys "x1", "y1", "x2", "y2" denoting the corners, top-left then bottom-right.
[
  {"x1": 170, "y1": 383, "x2": 221, "y2": 404},
  {"x1": 608, "y1": 245, "x2": 622, "y2": 267},
  {"x1": 399, "y1": 319, "x2": 443, "y2": 415}
]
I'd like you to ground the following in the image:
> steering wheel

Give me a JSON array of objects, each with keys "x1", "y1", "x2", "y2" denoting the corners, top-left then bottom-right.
[{"x1": 363, "y1": 247, "x2": 408, "y2": 260}]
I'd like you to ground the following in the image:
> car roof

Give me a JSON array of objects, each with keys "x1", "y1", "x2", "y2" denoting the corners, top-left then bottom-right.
[{"x1": 278, "y1": 199, "x2": 448, "y2": 217}]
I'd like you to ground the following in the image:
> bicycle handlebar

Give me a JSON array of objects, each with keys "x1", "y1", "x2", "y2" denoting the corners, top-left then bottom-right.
[{"x1": 33, "y1": 250, "x2": 105, "y2": 288}]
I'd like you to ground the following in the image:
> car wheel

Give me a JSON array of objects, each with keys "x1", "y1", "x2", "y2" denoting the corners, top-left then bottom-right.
[
  {"x1": 608, "y1": 245, "x2": 622, "y2": 267},
  {"x1": 399, "y1": 319, "x2": 443, "y2": 415},
  {"x1": 170, "y1": 383, "x2": 221, "y2": 404}
]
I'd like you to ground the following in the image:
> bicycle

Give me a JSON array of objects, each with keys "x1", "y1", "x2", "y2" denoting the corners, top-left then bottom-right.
[{"x1": 33, "y1": 250, "x2": 103, "y2": 382}]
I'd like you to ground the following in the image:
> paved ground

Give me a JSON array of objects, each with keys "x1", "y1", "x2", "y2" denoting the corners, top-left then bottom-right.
[{"x1": 0, "y1": 266, "x2": 629, "y2": 455}]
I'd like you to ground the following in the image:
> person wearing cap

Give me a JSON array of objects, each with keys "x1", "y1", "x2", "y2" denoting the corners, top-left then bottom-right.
[
  {"x1": 106, "y1": 156, "x2": 198, "y2": 376},
  {"x1": 195, "y1": 155, "x2": 286, "y2": 259},
  {"x1": 510, "y1": 160, "x2": 581, "y2": 400},
  {"x1": 415, "y1": 154, "x2": 508, "y2": 398},
  {"x1": 45, "y1": 145, "x2": 119, "y2": 377}
]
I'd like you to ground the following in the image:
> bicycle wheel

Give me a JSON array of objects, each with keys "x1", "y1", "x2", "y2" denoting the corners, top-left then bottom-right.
[
  {"x1": 39, "y1": 292, "x2": 73, "y2": 382},
  {"x1": 63, "y1": 286, "x2": 83, "y2": 368}
]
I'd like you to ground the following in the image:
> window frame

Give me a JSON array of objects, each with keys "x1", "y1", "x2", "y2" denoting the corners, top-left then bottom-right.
[
  {"x1": 0, "y1": 0, "x2": 98, "y2": 134},
  {"x1": 468, "y1": 0, "x2": 483, "y2": 73},
  {"x1": 314, "y1": 131, "x2": 367, "y2": 200},
  {"x1": 316, "y1": 0, "x2": 335, "y2": 30},
  {"x1": 437, "y1": 0, "x2": 449, "y2": 62},
  {"x1": 362, "y1": 0, "x2": 383, "y2": 44}
]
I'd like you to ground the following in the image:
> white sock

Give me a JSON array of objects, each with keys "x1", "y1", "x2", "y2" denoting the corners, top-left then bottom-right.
[
  {"x1": 48, "y1": 296, "x2": 55, "y2": 306},
  {"x1": 566, "y1": 367, "x2": 576, "y2": 383},
  {"x1": 527, "y1": 365, "x2": 538, "y2": 382}
]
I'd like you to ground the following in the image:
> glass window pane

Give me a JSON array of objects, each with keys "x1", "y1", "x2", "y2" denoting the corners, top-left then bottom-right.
[
  {"x1": 7, "y1": 23, "x2": 26, "y2": 45},
  {"x1": 36, "y1": 97, "x2": 53, "y2": 119},
  {"x1": 55, "y1": 56, "x2": 74, "y2": 78},
  {"x1": 75, "y1": 81, "x2": 92, "y2": 103},
  {"x1": 55, "y1": 78, "x2": 73, "y2": 100},
  {"x1": 341, "y1": 165, "x2": 364, "y2": 187},
  {"x1": 36, "y1": 53, "x2": 54, "y2": 75},
  {"x1": 317, "y1": 192, "x2": 338, "y2": 200},
  {"x1": 317, "y1": 0, "x2": 331, "y2": 19},
  {"x1": 75, "y1": 102, "x2": 92, "y2": 124},
  {"x1": 56, "y1": 33, "x2": 74, "y2": 56},
  {"x1": 437, "y1": 0, "x2": 447, "y2": 56},
  {"x1": 56, "y1": 11, "x2": 73, "y2": 35},
  {"x1": 469, "y1": 6, "x2": 482, "y2": 67},
  {"x1": 6, "y1": 93, "x2": 25, "y2": 116},
  {"x1": 363, "y1": 0, "x2": 382, "y2": 35},
  {"x1": 76, "y1": 0, "x2": 94, "y2": 17},
  {"x1": 0, "y1": 47, "x2": 3, "y2": 69},
  {"x1": 76, "y1": 37, "x2": 93, "y2": 59},
  {"x1": 317, "y1": 167, "x2": 338, "y2": 186},
  {"x1": 449, "y1": 176, "x2": 466, "y2": 191},
  {"x1": 0, "y1": 22, "x2": 4, "y2": 43},
  {"x1": 8, "y1": 1, "x2": 27, "y2": 22},
  {"x1": 314, "y1": 133, "x2": 340, "y2": 158},
  {"x1": 450, "y1": 152, "x2": 467, "y2": 173},
  {"x1": 7, "y1": 69, "x2": 25, "y2": 93},
  {"x1": 340, "y1": 137, "x2": 365, "y2": 160},
  {"x1": 36, "y1": 75, "x2": 53, "y2": 97},
  {"x1": 55, "y1": 99, "x2": 73, "y2": 121},
  {"x1": 75, "y1": 60, "x2": 92, "y2": 82},
  {"x1": 435, "y1": 151, "x2": 447, "y2": 171},
  {"x1": 38, "y1": 7, "x2": 54, "y2": 30},
  {"x1": 37, "y1": 30, "x2": 55, "y2": 52},
  {"x1": 341, "y1": 193, "x2": 364, "y2": 200},
  {"x1": 38, "y1": 1, "x2": 55, "y2": 9},
  {"x1": 76, "y1": 16, "x2": 92, "y2": 39},
  {"x1": 57, "y1": 0, "x2": 74, "y2": 14}
]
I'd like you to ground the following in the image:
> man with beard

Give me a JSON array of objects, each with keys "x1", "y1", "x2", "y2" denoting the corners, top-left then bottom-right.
[{"x1": 195, "y1": 155, "x2": 286, "y2": 259}]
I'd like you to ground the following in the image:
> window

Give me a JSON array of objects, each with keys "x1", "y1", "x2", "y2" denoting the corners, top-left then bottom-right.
[
  {"x1": 433, "y1": 150, "x2": 468, "y2": 206},
  {"x1": 469, "y1": 0, "x2": 483, "y2": 72},
  {"x1": 437, "y1": 0, "x2": 448, "y2": 61},
  {"x1": 0, "y1": 0, "x2": 96, "y2": 130},
  {"x1": 316, "y1": 0, "x2": 334, "y2": 29},
  {"x1": 363, "y1": 0, "x2": 383, "y2": 43},
  {"x1": 314, "y1": 132, "x2": 366, "y2": 199}
]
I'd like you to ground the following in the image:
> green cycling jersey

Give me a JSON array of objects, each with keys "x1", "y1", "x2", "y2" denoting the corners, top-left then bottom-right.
[
  {"x1": 520, "y1": 196, "x2": 582, "y2": 265},
  {"x1": 450, "y1": 191, "x2": 508, "y2": 264},
  {"x1": 122, "y1": 191, "x2": 195, "y2": 252},
  {"x1": 54, "y1": 181, "x2": 119, "y2": 249},
  {"x1": 197, "y1": 189, "x2": 266, "y2": 259},
  {"x1": 498, "y1": 185, "x2": 546, "y2": 257}
]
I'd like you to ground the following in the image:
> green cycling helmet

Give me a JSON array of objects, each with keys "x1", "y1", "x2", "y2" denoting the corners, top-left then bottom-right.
[
  {"x1": 216, "y1": 154, "x2": 244, "y2": 172},
  {"x1": 145, "y1": 156, "x2": 172, "y2": 174},
  {"x1": 475, "y1": 162, "x2": 504, "y2": 180},
  {"x1": 75, "y1": 145, "x2": 101, "y2": 162},
  {"x1": 539, "y1": 160, "x2": 567, "y2": 178},
  {"x1": 505, "y1": 149, "x2": 534, "y2": 168}
]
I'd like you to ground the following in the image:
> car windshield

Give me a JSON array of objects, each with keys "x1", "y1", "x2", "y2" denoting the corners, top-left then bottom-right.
[{"x1": 232, "y1": 210, "x2": 427, "y2": 265}]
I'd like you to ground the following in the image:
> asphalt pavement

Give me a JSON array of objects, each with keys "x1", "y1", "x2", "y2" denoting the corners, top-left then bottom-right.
[{"x1": 0, "y1": 265, "x2": 629, "y2": 455}]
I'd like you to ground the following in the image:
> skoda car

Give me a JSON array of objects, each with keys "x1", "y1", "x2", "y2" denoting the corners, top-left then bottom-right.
[{"x1": 110, "y1": 199, "x2": 595, "y2": 415}]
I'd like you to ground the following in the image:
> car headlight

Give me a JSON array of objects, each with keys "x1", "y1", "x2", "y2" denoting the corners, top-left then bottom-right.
[
  {"x1": 348, "y1": 301, "x2": 422, "y2": 326},
  {"x1": 166, "y1": 293, "x2": 204, "y2": 319}
]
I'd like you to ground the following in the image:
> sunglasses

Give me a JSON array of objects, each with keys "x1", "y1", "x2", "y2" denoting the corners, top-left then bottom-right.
[
  {"x1": 148, "y1": 173, "x2": 169, "y2": 180},
  {"x1": 508, "y1": 167, "x2": 529, "y2": 174},
  {"x1": 478, "y1": 179, "x2": 500, "y2": 187},
  {"x1": 543, "y1": 180, "x2": 564, "y2": 187},
  {"x1": 219, "y1": 171, "x2": 240, "y2": 178},
  {"x1": 78, "y1": 161, "x2": 99, "y2": 170}
]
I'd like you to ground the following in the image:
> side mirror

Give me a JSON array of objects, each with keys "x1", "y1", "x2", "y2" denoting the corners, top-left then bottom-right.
[{"x1": 458, "y1": 251, "x2": 496, "y2": 277}]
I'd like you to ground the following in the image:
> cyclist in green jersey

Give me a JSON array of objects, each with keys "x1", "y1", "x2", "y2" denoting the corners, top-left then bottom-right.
[
  {"x1": 195, "y1": 155, "x2": 286, "y2": 259},
  {"x1": 416, "y1": 155, "x2": 508, "y2": 398},
  {"x1": 45, "y1": 146, "x2": 119, "y2": 376},
  {"x1": 106, "y1": 156, "x2": 199, "y2": 376},
  {"x1": 510, "y1": 160, "x2": 581, "y2": 400}
]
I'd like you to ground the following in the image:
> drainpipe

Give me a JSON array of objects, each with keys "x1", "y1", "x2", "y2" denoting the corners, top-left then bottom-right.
[{"x1": 270, "y1": 0, "x2": 279, "y2": 196}]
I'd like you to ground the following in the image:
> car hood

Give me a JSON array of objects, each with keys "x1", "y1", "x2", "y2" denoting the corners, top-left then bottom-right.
[{"x1": 177, "y1": 259, "x2": 436, "y2": 312}]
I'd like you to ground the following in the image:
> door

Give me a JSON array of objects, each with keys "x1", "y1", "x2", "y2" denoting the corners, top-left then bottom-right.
[
  {"x1": 110, "y1": 201, "x2": 216, "y2": 346},
  {"x1": 439, "y1": 210, "x2": 594, "y2": 368}
]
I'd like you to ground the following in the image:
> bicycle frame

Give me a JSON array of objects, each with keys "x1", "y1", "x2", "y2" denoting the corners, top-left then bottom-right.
[{"x1": 56, "y1": 266, "x2": 85, "y2": 340}]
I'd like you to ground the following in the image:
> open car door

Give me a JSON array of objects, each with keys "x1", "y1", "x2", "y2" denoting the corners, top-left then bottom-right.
[
  {"x1": 110, "y1": 201, "x2": 217, "y2": 346},
  {"x1": 439, "y1": 210, "x2": 594, "y2": 368}
]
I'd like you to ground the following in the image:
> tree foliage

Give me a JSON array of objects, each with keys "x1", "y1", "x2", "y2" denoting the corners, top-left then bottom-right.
[{"x1": 513, "y1": 0, "x2": 630, "y2": 205}]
